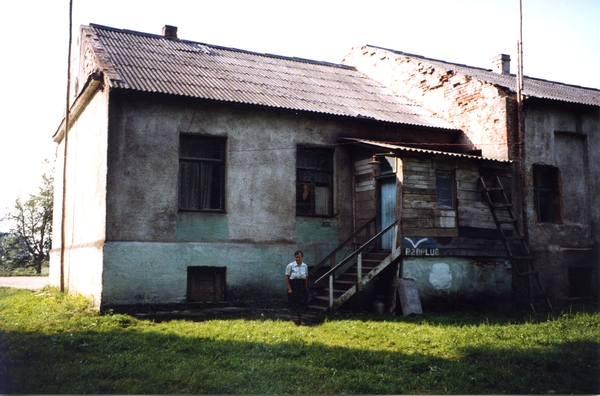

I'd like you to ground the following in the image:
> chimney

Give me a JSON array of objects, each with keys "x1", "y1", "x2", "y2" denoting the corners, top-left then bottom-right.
[
  {"x1": 162, "y1": 25, "x2": 178, "y2": 40},
  {"x1": 492, "y1": 54, "x2": 511, "y2": 75}
]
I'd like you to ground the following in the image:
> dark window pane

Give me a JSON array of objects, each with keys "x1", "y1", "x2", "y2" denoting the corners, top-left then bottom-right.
[
  {"x1": 179, "y1": 135, "x2": 225, "y2": 211},
  {"x1": 181, "y1": 135, "x2": 224, "y2": 160},
  {"x1": 533, "y1": 165, "x2": 560, "y2": 223},
  {"x1": 436, "y1": 172, "x2": 454, "y2": 208},
  {"x1": 179, "y1": 162, "x2": 201, "y2": 210},
  {"x1": 296, "y1": 148, "x2": 333, "y2": 216},
  {"x1": 297, "y1": 148, "x2": 333, "y2": 171}
]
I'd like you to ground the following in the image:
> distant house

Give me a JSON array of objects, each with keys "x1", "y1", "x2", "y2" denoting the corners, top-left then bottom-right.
[
  {"x1": 344, "y1": 46, "x2": 600, "y2": 303},
  {"x1": 51, "y1": 24, "x2": 587, "y2": 312}
]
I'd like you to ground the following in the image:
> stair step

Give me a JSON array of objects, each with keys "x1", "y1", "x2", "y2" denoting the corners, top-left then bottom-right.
[{"x1": 334, "y1": 279, "x2": 356, "y2": 285}]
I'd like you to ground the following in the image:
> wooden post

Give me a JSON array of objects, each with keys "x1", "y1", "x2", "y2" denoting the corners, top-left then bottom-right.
[
  {"x1": 329, "y1": 275, "x2": 334, "y2": 308},
  {"x1": 357, "y1": 253, "x2": 362, "y2": 291}
]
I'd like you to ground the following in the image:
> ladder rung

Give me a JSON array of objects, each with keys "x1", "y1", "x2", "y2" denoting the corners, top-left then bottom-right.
[
  {"x1": 492, "y1": 203, "x2": 512, "y2": 208},
  {"x1": 499, "y1": 219, "x2": 518, "y2": 224},
  {"x1": 485, "y1": 187, "x2": 504, "y2": 192}
]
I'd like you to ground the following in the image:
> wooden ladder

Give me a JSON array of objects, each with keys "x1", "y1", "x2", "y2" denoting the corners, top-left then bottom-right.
[{"x1": 480, "y1": 176, "x2": 552, "y2": 312}]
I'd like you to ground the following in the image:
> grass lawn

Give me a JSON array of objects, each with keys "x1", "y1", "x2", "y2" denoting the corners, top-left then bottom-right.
[{"x1": 0, "y1": 287, "x2": 598, "y2": 394}]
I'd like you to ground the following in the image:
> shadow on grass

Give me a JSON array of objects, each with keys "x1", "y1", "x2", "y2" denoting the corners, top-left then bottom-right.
[{"x1": 1, "y1": 323, "x2": 598, "y2": 395}]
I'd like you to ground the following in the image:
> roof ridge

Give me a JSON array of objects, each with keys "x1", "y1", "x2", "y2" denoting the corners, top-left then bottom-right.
[
  {"x1": 366, "y1": 44, "x2": 600, "y2": 92},
  {"x1": 89, "y1": 23, "x2": 356, "y2": 71}
]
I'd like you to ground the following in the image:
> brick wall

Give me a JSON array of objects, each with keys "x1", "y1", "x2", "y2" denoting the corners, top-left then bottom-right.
[{"x1": 343, "y1": 46, "x2": 517, "y2": 161}]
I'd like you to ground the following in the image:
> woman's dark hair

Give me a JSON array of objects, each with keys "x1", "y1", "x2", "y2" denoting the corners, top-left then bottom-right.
[{"x1": 294, "y1": 250, "x2": 303, "y2": 257}]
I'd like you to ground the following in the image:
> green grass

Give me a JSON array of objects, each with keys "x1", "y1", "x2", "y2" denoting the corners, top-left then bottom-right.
[{"x1": 1, "y1": 287, "x2": 599, "y2": 394}]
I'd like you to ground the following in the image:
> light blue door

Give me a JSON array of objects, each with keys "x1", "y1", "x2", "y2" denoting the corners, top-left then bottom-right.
[{"x1": 379, "y1": 178, "x2": 396, "y2": 250}]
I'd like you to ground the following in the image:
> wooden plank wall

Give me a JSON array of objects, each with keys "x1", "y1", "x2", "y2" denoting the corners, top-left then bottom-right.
[
  {"x1": 402, "y1": 156, "x2": 513, "y2": 257},
  {"x1": 354, "y1": 157, "x2": 376, "y2": 237}
]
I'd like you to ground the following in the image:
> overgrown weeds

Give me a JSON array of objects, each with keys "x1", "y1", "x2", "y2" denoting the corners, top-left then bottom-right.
[{"x1": 1, "y1": 287, "x2": 598, "y2": 394}]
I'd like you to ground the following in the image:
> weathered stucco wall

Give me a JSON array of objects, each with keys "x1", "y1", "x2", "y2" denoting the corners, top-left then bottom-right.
[
  {"x1": 49, "y1": 87, "x2": 109, "y2": 307},
  {"x1": 343, "y1": 46, "x2": 515, "y2": 160},
  {"x1": 101, "y1": 92, "x2": 367, "y2": 307},
  {"x1": 523, "y1": 103, "x2": 600, "y2": 299},
  {"x1": 402, "y1": 257, "x2": 512, "y2": 307}
]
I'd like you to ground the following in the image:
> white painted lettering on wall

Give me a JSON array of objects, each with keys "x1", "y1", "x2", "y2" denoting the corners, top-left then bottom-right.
[{"x1": 404, "y1": 248, "x2": 440, "y2": 256}]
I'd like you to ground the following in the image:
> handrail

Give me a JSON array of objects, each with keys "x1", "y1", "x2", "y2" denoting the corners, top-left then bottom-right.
[
  {"x1": 314, "y1": 218, "x2": 400, "y2": 285},
  {"x1": 309, "y1": 216, "x2": 377, "y2": 277}
]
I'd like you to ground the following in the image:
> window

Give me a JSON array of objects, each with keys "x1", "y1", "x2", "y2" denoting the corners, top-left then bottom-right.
[
  {"x1": 179, "y1": 135, "x2": 225, "y2": 211},
  {"x1": 187, "y1": 266, "x2": 226, "y2": 302},
  {"x1": 533, "y1": 165, "x2": 561, "y2": 223},
  {"x1": 296, "y1": 147, "x2": 333, "y2": 216},
  {"x1": 436, "y1": 171, "x2": 454, "y2": 209}
]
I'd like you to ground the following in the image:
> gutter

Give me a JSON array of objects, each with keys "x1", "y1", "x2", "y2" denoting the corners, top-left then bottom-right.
[{"x1": 53, "y1": 71, "x2": 104, "y2": 143}]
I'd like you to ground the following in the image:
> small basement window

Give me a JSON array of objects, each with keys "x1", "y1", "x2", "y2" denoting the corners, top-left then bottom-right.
[{"x1": 187, "y1": 267, "x2": 226, "y2": 302}]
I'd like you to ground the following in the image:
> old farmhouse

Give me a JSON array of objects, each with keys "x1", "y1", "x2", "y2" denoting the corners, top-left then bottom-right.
[
  {"x1": 49, "y1": 24, "x2": 599, "y2": 312},
  {"x1": 344, "y1": 46, "x2": 600, "y2": 304}
]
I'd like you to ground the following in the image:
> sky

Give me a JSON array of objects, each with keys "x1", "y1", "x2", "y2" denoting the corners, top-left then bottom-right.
[{"x1": 1, "y1": 0, "x2": 599, "y2": 232}]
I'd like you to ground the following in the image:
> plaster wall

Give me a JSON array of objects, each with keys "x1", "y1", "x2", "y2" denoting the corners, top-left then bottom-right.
[
  {"x1": 523, "y1": 103, "x2": 600, "y2": 299},
  {"x1": 402, "y1": 257, "x2": 512, "y2": 306},
  {"x1": 49, "y1": 88, "x2": 109, "y2": 306},
  {"x1": 101, "y1": 240, "x2": 337, "y2": 306},
  {"x1": 102, "y1": 92, "x2": 364, "y2": 306}
]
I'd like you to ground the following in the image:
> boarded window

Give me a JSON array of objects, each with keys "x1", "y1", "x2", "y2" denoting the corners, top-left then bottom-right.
[
  {"x1": 179, "y1": 135, "x2": 225, "y2": 211},
  {"x1": 533, "y1": 165, "x2": 561, "y2": 223},
  {"x1": 436, "y1": 172, "x2": 454, "y2": 209},
  {"x1": 296, "y1": 148, "x2": 333, "y2": 216},
  {"x1": 187, "y1": 267, "x2": 226, "y2": 302}
]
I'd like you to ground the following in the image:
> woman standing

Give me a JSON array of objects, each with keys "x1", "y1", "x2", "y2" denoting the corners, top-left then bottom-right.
[{"x1": 285, "y1": 251, "x2": 309, "y2": 325}]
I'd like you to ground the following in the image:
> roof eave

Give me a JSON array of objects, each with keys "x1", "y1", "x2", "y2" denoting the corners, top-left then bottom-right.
[{"x1": 53, "y1": 72, "x2": 105, "y2": 143}]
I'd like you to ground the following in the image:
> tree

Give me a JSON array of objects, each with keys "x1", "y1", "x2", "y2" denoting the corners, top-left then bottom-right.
[{"x1": 2, "y1": 161, "x2": 54, "y2": 274}]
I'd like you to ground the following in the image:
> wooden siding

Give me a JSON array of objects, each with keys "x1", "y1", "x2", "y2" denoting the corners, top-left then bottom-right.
[{"x1": 401, "y1": 156, "x2": 512, "y2": 257}]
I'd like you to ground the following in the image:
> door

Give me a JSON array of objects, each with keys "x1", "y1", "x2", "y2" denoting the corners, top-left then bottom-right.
[{"x1": 378, "y1": 177, "x2": 396, "y2": 250}]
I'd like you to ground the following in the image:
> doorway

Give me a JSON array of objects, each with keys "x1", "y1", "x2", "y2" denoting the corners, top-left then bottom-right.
[{"x1": 378, "y1": 177, "x2": 396, "y2": 250}]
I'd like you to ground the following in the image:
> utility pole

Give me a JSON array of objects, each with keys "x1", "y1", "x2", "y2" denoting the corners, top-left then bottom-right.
[
  {"x1": 517, "y1": 0, "x2": 529, "y2": 245},
  {"x1": 60, "y1": 0, "x2": 73, "y2": 292}
]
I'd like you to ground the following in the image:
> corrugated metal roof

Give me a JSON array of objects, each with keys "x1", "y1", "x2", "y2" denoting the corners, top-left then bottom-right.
[
  {"x1": 85, "y1": 24, "x2": 455, "y2": 130},
  {"x1": 345, "y1": 138, "x2": 513, "y2": 163},
  {"x1": 366, "y1": 46, "x2": 600, "y2": 107}
]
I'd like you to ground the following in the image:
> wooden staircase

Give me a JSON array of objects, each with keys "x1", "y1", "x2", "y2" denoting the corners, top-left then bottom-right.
[
  {"x1": 308, "y1": 217, "x2": 401, "y2": 314},
  {"x1": 480, "y1": 176, "x2": 552, "y2": 312}
]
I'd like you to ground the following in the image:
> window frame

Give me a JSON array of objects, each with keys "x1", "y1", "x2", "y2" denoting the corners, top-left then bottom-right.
[
  {"x1": 296, "y1": 147, "x2": 334, "y2": 217},
  {"x1": 178, "y1": 134, "x2": 226, "y2": 212}
]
